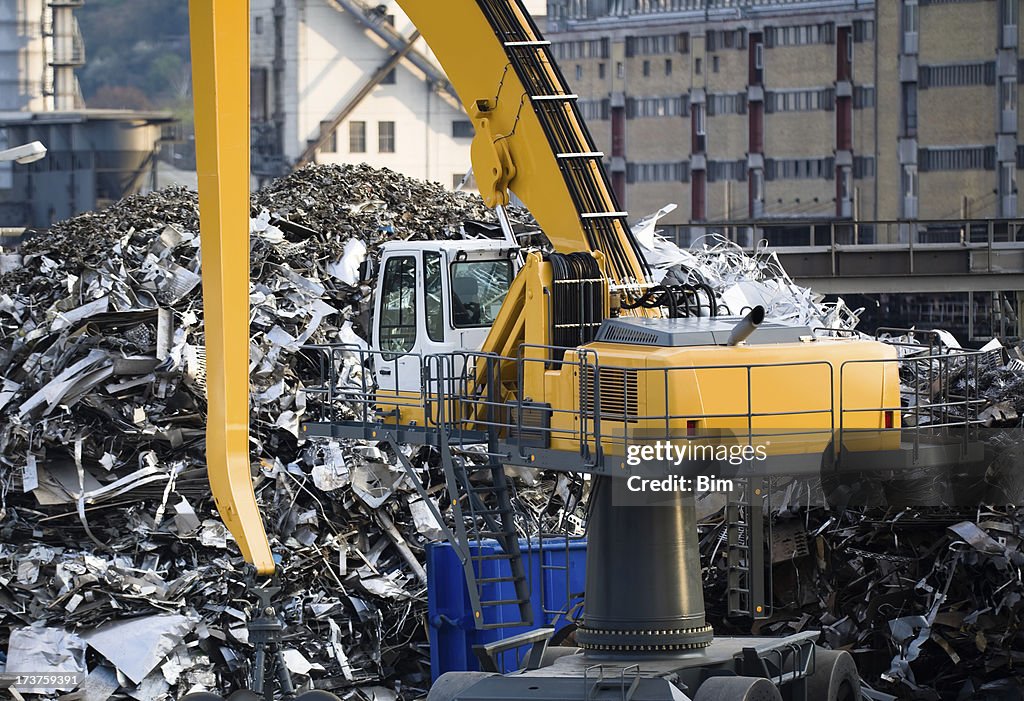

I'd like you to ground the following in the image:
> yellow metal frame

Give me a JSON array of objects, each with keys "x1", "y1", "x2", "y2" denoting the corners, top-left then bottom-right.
[{"x1": 190, "y1": 0, "x2": 274, "y2": 574}]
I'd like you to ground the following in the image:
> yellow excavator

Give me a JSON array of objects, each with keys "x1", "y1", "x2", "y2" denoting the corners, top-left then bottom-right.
[{"x1": 184, "y1": 1, "x2": 965, "y2": 700}]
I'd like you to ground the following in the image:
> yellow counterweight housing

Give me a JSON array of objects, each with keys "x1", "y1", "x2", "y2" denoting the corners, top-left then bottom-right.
[{"x1": 541, "y1": 337, "x2": 901, "y2": 461}]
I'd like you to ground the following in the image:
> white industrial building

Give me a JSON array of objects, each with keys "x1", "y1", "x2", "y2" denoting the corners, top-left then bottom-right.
[
  {"x1": 0, "y1": 0, "x2": 169, "y2": 230},
  {"x1": 0, "y1": 0, "x2": 84, "y2": 113},
  {"x1": 249, "y1": 0, "x2": 546, "y2": 187}
]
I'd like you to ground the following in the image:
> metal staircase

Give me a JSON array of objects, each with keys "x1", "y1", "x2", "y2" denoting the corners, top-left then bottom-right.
[{"x1": 439, "y1": 437, "x2": 534, "y2": 630}]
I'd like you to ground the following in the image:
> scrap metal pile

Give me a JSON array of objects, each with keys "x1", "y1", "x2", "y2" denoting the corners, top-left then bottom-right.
[
  {"x1": 0, "y1": 164, "x2": 538, "y2": 700},
  {"x1": 1, "y1": 168, "x2": 1024, "y2": 700}
]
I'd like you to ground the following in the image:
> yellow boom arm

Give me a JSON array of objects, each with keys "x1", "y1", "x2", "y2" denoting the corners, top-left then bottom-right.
[{"x1": 190, "y1": 0, "x2": 274, "y2": 574}]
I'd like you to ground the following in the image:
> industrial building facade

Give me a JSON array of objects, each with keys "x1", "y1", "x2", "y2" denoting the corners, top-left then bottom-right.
[
  {"x1": 248, "y1": 0, "x2": 545, "y2": 186},
  {"x1": 545, "y1": 0, "x2": 1024, "y2": 243}
]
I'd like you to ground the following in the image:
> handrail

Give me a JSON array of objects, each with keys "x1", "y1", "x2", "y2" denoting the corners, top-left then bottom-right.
[{"x1": 674, "y1": 217, "x2": 1024, "y2": 252}]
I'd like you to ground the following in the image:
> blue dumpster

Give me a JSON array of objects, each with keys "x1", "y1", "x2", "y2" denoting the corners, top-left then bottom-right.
[{"x1": 426, "y1": 538, "x2": 587, "y2": 679}]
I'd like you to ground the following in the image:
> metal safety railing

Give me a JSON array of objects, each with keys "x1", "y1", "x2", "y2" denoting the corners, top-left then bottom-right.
[{"x1": 300, "y1": 337, "x2": 991, "y2": 474}]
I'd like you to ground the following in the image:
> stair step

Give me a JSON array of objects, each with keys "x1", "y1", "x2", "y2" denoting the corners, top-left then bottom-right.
[
  {"x1": 476, "y1": 575, "x2": 526, "y2": 584},
  {"x1": 479, "y1": 598, "x2": 531, "y2": 606},
  {"x1": 504, "y1": 40, "x2": 550, "y2": 47}
]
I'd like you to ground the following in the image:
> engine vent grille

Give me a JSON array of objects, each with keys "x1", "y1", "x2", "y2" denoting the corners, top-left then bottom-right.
[
  {"x1": 597, "y1": 324, "x2": 660, "y2": 346},
  {"x1": 581, "y1": 366, "x2": 639, "y2": 422}
]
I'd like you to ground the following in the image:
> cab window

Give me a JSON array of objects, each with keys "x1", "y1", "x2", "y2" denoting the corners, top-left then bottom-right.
[
  {"x1": 424, "y1": 251, "x2": 444, "y2": 342},
  {"x1": 379, "y1": 255, "x2": 417, "y2": 357},
  {"x1": 451, "y1": 260, "x2": 512, "y2": 328}
]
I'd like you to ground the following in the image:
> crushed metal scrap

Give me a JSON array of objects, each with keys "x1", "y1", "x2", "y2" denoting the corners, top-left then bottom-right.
[
  {"x1": 0, "y1": 164, "x2": 535, "y2": 700},
  {"x1": 2, "y1": 176, "x2": 1024, "y2": 700}
]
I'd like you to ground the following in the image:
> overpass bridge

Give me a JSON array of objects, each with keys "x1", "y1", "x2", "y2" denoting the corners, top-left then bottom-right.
[{"x1": 678, "y1": 218, "x2": 1024, "y2": 295}]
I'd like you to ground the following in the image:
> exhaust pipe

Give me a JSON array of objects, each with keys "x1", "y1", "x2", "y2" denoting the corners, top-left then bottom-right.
[{"x1": 727, "y1": 305, "x2": 765, "y2": 346}]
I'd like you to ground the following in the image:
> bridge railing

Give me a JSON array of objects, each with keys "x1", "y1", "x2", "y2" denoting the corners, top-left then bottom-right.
[{"x1": 671, "y1": 217, "x2": 1024, "y2": 249}]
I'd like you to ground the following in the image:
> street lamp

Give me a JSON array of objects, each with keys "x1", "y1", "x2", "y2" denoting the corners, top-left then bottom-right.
[{"x1": 0, "y1": 141, "x2": 47, "y2": 164}]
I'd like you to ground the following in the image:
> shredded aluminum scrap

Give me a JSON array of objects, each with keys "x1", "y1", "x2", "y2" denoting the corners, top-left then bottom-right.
[{"x1": 0, "y1": 164, "x2": 537, "y2": 700}]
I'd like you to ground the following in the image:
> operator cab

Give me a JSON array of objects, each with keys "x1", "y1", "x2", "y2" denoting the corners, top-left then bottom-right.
[{"x1": 372, "y1": 239, "x2": 518, "y2": 393}]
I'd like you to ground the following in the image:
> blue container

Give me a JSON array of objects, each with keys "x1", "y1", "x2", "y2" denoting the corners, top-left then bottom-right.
[{"x1": 426, "y1": 538, "x2": 587, "y2": 679}]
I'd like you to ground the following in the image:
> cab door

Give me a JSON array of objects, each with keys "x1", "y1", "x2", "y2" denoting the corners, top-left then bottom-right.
[{"x1": 373, "y1": 252, "x2": 421, "y2": 394}]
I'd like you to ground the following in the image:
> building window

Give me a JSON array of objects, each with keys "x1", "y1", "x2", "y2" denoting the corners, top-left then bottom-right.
[
  {"x1": 452, "y1": 172, "x2": 477, "y2": 190},
  {"x1": 839, "y1": 166, "x2": 852, "y2": 200},
  {"x1": 378, "y1": 121, "x2": 395, "y2": 153},
  {"x1": 320, "y1": 122, "x2": 337, "y2": 153},
  {"x1": 902, "y1": 83, "x2": 918, "y2": 136},
  {"x1": 665, "y1": 58, "x2": 673, "y2": 76},
  {"x1": 251, "y1": 68, "x2": 268, "y2": 121},
  {"x1": 902, "y1": 164, "x2": 918, "y2": 215},
  {"x1": 712, "y1": 56, "x2": 720, "y2": 73},
  {"x1": 920, "y1": 146, "x2": 995, "y2": 172},
  {"x1": 693, "y1": 102, "x2": 706, "y2": 153},
  {"x1": 580, "y1": 98, "x2": 611, "y2": 120},
  {"x1": 706, "y1": 93, "x2": 747, "y2": 115},
  {"x1": 452, "y1": 120, "x2": 474, "y2": 138},
  {"x1": 616, "y1": 62, "x2": 624, "y2": 79},
  {"x1": 853, "y1": 156, "x2": 876, "y2": 178},
  {"x1": 765, "y1": 158, "x2": 834, "y2": 180},
  {"x1": 853, "y1": 86, "x2": 876, "y2": 108},
  {"x1": 766, "y1": 88, "x2": 834, "y2": 112},
  {"x1": 1001, "y1": 161, "x2": 1017, "y2": 204},
  {"x1": 553, "y1": 38, "x2": 610, "y2": 60},
  {"x1": 642, "y1": 60, "x2": 650, "y2": 77},
  {"x1": 625, "y1": 161, "x2": 690, "y2": 183},
  {"x1": 626, "y1": 96, "x2": 686, "y2": 118},
  {"x1": 1003, "y1": 0, "x2": 1019, "y2": 27},
  {"x1": 754, "y1": 43, "x2": 764, "y2": 70},
  {"x1": 751, "y1": 169, "x2": 764, "y2": 203},
  {"x1": 902, "y1": 0, "x2": 919, "y2": 51},
  {"x1": 905, "y1": 165, "x2": 921, "y2": 195},
  {"x1": 254, "y1": 16, "x2": 264, "y2": 34},
  {"x1": 768, "y1": 23, "x2": 831, "y2": 47},
  {"x1": 625, "y1": 33, "x2": 683, "y2": 56},
  {"x1": 576, "y1": 64, "x2": 583, "y2": 81},
  {"x1": 349, "y1": 121, "x2": 366, "y2": 153},
  {"x1": 853, "y1": 19, "x2": 875, "y2": 43},
  {"x1": 1002, "y1": 76, "x2": 1018, "y2": 112},
  {"x1": 920, "y1": 62, "x2": 996, "y2": 89},
  {"x1": 707, "y1": 160, "x2": 748, "y2": 182},
  {"x1": 695, "y1": 57, "x2": 703, "y2": 75},
  {"x1": 599, "y1": 63, "x2": 606, "y2": 79}
]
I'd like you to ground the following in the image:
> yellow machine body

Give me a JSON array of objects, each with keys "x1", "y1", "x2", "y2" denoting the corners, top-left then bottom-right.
[{"x1": 542, "y1": 338, "x2": 901, "y2": 458}]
